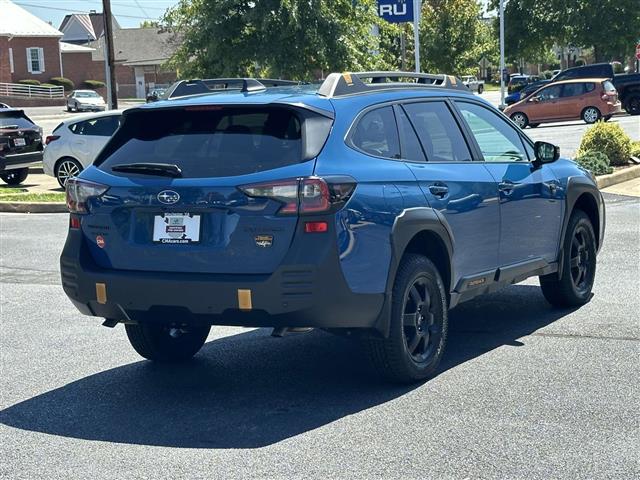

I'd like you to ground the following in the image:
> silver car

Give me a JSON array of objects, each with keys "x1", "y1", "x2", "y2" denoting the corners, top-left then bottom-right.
[{"x1": 66, "y1": 90, "x2": 106, "y2": 112}]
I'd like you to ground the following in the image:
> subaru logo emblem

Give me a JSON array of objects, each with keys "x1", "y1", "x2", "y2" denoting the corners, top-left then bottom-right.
[{"x1": 157, "y1": 190, "x2": 180, "y2": 205}]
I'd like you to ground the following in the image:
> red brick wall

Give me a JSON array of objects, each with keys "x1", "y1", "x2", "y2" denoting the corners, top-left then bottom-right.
[
  {"x1": 4, "y1": 37, "x2": 62, "y2": 82},
  {"x1": 62, "y1": 51, "x2": 105, "y2": 89},
  {"x1": 0, "y1": 37, "x2": 11, "y2": 83}
]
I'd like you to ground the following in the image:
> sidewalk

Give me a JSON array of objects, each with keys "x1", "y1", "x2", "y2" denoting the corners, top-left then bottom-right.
[{"x1": 602, "y1": 177, "x2": 640, "y2": 197}]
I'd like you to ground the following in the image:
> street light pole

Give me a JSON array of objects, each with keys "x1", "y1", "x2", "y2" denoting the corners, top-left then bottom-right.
[
  {"x1": 499, "y1": 0, "x2": 505, "y2": 108},
  {"x1": 414, "y1": 0, "x2": 420, "y2": 72}
]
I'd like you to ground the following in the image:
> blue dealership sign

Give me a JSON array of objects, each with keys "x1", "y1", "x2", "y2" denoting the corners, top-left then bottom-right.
[{"x1": 377, "y1": 0, "x2": 414, "y2": 23}]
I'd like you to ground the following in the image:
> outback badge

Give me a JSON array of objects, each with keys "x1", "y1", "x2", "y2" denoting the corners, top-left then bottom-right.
[{"x1": 255, "y1": 234, "x2": 273, "y2": 248}]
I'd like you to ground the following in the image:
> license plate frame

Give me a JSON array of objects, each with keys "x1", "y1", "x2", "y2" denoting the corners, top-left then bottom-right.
[
  {"x1": 152, "y1": 212, "x2": 201, "y2": 244},
  {"x1": 13, "y1": 138, "x2": 26, "y2": 147}
]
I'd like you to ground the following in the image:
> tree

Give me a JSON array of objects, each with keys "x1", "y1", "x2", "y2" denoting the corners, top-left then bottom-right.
[
  {"x1": 494, "y1": 0, "x2": 640, "y2": 64},
  {"x1": 140, "y1": 20, "x2": 160, "y2": 28},
  {"x1": 163, "y1": 0, "x2": 397, "y2": 80},
  {"x1": 419, "y1": 0, "x2": 490, "y2": 75}
]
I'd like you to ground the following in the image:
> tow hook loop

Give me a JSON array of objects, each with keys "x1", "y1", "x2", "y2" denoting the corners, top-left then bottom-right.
[{"x1": 102, "y1": 318, "x2": 118, "y2": 328}]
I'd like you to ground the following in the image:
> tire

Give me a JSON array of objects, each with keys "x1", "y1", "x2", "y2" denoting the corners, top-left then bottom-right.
[
  {"x1": 510, "y1": 112, "x2": 529, "y2": 129},
  {"x1": 540, "y1": 210, "x2": 597, "y2": 307},
  {"x1": 603, "y1": 115, "x2": 612, "y2": 122},
  {"x1": 125, "y1": 323, "x2": 211, "y2": 362},
  {"x1": 0, "y1": 168, "x2": 29, "y2": 185},
  {"x1": 581, "y1": 106, "x2": 601, "y2": 124},
  {"x1": 529, "y1": 123, "x2": 540, "y2": 128},
  {"x1": 66, "y1": 105, "x2": 72, "y2": 112},
  {"x1": 625, "y1": 95, "x2": 640, "y2": 115},
  {"x1": 364, "y1": 254, "x2": 448, "y2": 383},
  {"x1": 55, "y1": 157, "x2": 83, "y2": 188},
  {"x1": 477, "y1": 84, "x2": 484, "y2": 94}
]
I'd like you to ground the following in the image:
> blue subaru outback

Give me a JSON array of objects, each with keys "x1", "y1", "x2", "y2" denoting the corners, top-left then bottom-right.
[{"x1": 61, "y1": 72, "x2": 605, "y2": 383}]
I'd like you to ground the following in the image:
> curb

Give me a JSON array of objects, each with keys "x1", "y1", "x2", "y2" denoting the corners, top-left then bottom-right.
[
  {"x1": 596, "y1": 165, "x2": 640, "y2": 189},
  {"x1": 0, "y1": 201, "x2": 67, "y2": 213}
]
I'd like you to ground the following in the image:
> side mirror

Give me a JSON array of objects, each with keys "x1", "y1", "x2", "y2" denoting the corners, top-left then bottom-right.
[{"x1": 534, "y1": 141, "x2": 559, "y2": 166}]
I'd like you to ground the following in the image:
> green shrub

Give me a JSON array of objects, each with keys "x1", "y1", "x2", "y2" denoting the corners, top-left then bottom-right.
[
  {"x1": 40, "y1": 83, "x2": 57, "y2": 88},
  {"x1": 577, "y1": 121, "x2": 632, "y2": 166},
  {"x1": 575, "y1": 150, "x2": 613, "y2": 176},
  {"x1": 83, "y1": 80, "x2": 106, "y2": 89},
  {"x1": 630, "y1": 141, "x2": 640, "y2": 159},
  {"x1": 17, "y1": 79, "x2": 40, "y2": 85},
  {"x1": 49, "y1": 77, "x2": 75, "y2": 91},
  {"x1": 542, "y1": 70, "x2": 554, "y2": 79}
]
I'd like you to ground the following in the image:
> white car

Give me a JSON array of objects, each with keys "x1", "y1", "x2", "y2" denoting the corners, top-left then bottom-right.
[
  {"x1": 43, "y1": 110, "x2": 122, "y2": 187},
  {"x1": 66, "y1": 90, "x2": 106, "y2": 112}
]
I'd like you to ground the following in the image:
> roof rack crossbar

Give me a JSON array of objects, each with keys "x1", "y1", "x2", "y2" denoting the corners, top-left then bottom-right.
[{"x1": 317, "y1": 71, "x2": 470, "y2": 97}]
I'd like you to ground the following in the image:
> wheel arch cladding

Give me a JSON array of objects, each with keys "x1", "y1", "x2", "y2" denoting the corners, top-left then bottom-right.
[
  {"x1": 374, "y1": 208, "x2": 454, "y2": 337},
  {"x1": 555, "y1": 176, "x2": 604, "y2": 279}
]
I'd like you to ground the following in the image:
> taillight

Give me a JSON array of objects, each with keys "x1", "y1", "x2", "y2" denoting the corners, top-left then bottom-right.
[
  {"x1": 69, "y1": 216, "x2": 81, "y2": 229},
  {"x1": 66, "y1": 177, "x2": 109, "y2": 214},
  {"x1": 239, "y1": 176, "x2": 356, "y2": 215},
  {"x1": 45, "y1": 135, "x2": 60, "y2": 145}
]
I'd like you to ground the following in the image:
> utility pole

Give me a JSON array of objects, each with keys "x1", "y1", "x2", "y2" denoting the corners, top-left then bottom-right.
[
  {"x1": 499, "y1": 0, "x2": 505, "y2": 108},
  {"x1": 413, "y1": 0, "x2": 420, "y2": 72},
  {"x1": 102, "y1": 0, "x2": 118, "y2": 109}
]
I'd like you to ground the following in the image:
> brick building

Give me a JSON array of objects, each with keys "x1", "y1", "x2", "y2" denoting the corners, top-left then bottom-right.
[
  {"x1": 0, "y1": 0, "x2": 64, "y2": 84},
  {"x1": 59, "y1": 13, "x2": 179, "y2": 99}
]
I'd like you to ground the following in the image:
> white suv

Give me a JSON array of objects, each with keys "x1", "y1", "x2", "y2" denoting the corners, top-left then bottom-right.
[{"x1": 43, "y1": 110, "x2": 122, "y2": 187}]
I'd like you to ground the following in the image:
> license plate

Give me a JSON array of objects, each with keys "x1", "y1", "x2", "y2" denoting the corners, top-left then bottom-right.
[
  {"x1": 153, "y1": 213, "x2": 201, "y2": 244},
  {"x1": 13, "y1": 138, "x2": 26, "y2": 147}
]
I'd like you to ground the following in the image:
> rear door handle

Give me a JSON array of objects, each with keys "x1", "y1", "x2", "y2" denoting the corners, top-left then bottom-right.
[
  {"x1": 498, "y1": 180, "x2": 516, "y2": 194},
  {"x1": 428, "y1": 183, "x2": 449, "y2": 197}
]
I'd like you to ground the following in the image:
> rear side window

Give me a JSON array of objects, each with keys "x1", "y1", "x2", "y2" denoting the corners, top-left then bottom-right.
[
  {"x1": 585, "y1": 82, "x2": 596, "y2": 92},
  {"x1": 0, "y1": 111, "x2": 35, "y2": 129},
  {"x1": 351, "y1": 106, "x2": 400, "y2": 159},
  {"x1": 402, "y1": 102, "x2": 471, "y2": 162},
  {"x1": 98, "y1": 107, "x2": 304, "y2": 178},
  {"x1": 70, "y1": 116, "x2": 120, "y2": 136}
]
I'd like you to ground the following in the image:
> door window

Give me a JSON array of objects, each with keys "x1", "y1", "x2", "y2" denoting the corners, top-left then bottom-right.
[
  {"x1": 536, "y1": 85, "x2": 562, "y2": 101},
  {"x1": 70, "y1": 116, "x2": 121, "y2": 136},
  {"x1": 395, "y1": 107, "x2": 425, "y2": 162},
  {"x1": 402, "y1": 101, "x2": 471, "y2": 161},
  {"x1": 561, "y1": 83, "x2": 585, "y2": 97},
  {"x1": 456, "y1": 102, "x2": 528, "y2": 163},
  {"x1": 351, "y1": 106, "x2": 400, "y2": 159}
]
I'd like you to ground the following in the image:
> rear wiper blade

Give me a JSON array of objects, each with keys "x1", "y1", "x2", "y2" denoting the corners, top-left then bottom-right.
[{"x1": 111, "y1": 163, "x2": 182, "y2": 178}]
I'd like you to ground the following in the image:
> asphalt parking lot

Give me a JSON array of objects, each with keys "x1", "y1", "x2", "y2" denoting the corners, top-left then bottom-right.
[{"x1": 0, "y1": 192, "x2": 638, "y2": 479}]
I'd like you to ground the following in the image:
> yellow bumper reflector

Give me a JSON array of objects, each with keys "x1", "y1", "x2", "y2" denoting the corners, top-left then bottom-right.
[
  {"x1": 96, "y1": 283, "x2": 107, "y2": 304},
  {"x1": 238, "y1": 289, "x2": 252, "y2": 311}
]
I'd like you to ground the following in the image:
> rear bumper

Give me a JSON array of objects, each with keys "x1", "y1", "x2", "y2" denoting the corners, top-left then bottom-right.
[
  {"x1": 0, "y1": 151, "x2": 43, "y2": 172},
  {"x1": 60, "y1": 221, "x2": 384, "y2": 330}
]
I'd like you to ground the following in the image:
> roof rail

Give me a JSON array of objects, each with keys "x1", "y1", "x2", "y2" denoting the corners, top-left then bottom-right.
[
  {"x1": 317, "y1": 71, "x2": 470, "y2": 98},
  {"x1": 164, "y1": 77, "x2": 305, "y2": 100}
]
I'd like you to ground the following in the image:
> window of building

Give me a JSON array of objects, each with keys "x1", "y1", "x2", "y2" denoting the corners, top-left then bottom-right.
[{"x1": 26, "y1": 47, "x2": 44, "y2": 74}]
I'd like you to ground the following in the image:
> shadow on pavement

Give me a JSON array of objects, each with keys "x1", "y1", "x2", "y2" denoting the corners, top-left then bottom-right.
[{"x1": 0, "y1": 284, "x2": 576, "y2": 449}]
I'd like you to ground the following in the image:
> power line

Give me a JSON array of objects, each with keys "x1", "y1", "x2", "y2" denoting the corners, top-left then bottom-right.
[{"x1": 14, "y1": 2, "x2": 163, "y2": 20}]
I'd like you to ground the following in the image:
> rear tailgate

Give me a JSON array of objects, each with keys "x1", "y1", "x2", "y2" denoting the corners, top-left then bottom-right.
[
  {"x1": 0, "y1": 110, "x2": 42, "y2": 157},
  {"x1": 85, "y1": 104, "x2": 333, "y2": 274}
]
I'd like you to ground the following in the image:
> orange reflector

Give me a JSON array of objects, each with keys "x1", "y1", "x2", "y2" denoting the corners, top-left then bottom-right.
[
  {"x1": 238, "y1": 289, "x2": 252, "y2": 311},
  {"x1": 96, "y1": 283, "x2": 107, "y2": 304},
  {"x1": 70, "y1": 216, "x2": 80, "y2": 229},
  {"x1": 304, "y1": 221, "x2": 328, "y2": 233}
]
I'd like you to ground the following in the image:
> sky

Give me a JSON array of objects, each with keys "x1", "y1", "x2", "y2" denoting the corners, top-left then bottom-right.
[
  {"x1": 13, "y1": 0, "x2": 181, "y2": 29},
  {"x1": 14, "y1": 0, "x2": 496, "y2": 31}
]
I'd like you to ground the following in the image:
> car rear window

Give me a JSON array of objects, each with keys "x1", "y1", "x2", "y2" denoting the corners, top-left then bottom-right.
[
  {"x1": 0, "y1": 111, "x2": 35, "y2": 129},
  {"x1": 602, "y1": 80, "x2": 616, "y2": 92},
  {"x1": 97, "y1": 107, "x2": 304, "y2": 178}
]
